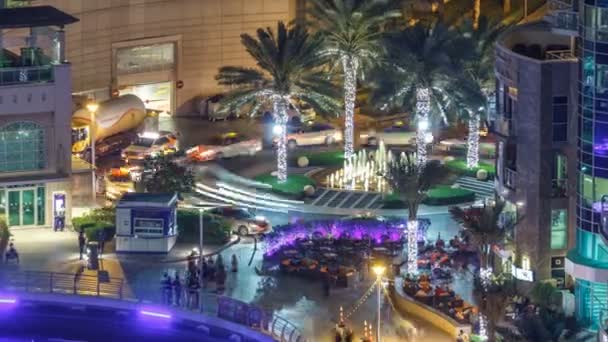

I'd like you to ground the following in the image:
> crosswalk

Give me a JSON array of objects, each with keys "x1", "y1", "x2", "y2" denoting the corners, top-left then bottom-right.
[
  {"x1": 454, "y1": 176, "x2": 495, "y2": 200},
  {"x1": 310, "y1": 188, "x2": 383, "y2": 210}
]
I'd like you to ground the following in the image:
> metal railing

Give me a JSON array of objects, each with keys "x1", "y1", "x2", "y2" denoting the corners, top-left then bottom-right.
[
  {"x1": 0, "y1": 270, "x2": 304, "y2": 342},
  {"x1": 0, "y1": 65, "x2": 54, "y2": 85},
  {"x1": 545, "y1": 49, "x2": 576, "y2": 60},
  {"x1": 547, "y1": 0, "x2": 578, "y2": 33}
]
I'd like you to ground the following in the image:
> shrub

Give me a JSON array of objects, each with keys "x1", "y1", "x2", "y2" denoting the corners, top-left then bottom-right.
[
  {"x1": 254, "y1": 174, "x2": 316, "y2": 198},
  {"x1": 445, "y1": 159, "x2": 495, "y2": 179},
  {"x1": 290, "y1": 151, "x2": 344, "y2": 167},
  {"x1": 177, "y1": 210, "x2": 232, "y2": 244},
  {"x1": 382, "y1": 186, "x2": 475, "y2": 208},
  {"x1": 84, "y1": 223, "x2": 116, "y2": 242},
  {"x1": 0, "y1": 215, "x2": 9, "y2": 254}
]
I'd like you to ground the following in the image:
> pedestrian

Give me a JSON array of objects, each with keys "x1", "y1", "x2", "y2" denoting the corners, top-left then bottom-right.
[
  {"x1": 78, "y1": 229, "x2": 86, "y2": 260},
  {"x1": 201, "y1": 258, "x2": 209, "y2": 289},
  {"x1": 231, "y1": 254, "x2": 238, "y2": 272},
  {"x1": 216, "y1": 265, "x2": 226, "y2": 293},
  {"x1": 161, "y1": 272, "x2": 171, "y2": 304},
  {"x1": 208, "y1": 256, "x2": 216, "y2": 281},
  {"x1": 97, "y1": 229, "x2": 106, "y2": 256},
  {"x1": 456, "y1": 329, "x2": 465, "y2": 342},
  {"x1": 187, "y1": 273, "x2": 200, "y2": 310},
  {"x1": 173, "y1": 272, "x2": 182, "y2": 307}
]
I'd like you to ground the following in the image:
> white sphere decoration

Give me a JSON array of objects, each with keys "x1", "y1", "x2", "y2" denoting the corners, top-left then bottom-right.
[
  {"x1": 297, "y1": 156, "x2": 309, "y2": 168},
  {"x1": 443, "y1": 156, "x2": 455, "y2": 163},
  {"x1": 303, "y1": 185, "x2": 316, "y2": 197},
  {"x1": 477, "y1": 169, "x2": 488, "y2": 181},
  {"x1": 451, "y1": 183, "x2": 461, "y2": 189}
]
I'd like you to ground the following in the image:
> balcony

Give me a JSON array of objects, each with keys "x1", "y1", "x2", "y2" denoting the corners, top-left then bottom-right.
[
  {"x1": 504, "y1": 167, "x2": 517, "y2": 189},
  {"x1": 551, "y1": 179, "x2": 568, "y2": 198},
  {"x1": 546, "y1": 0, "x2": 578, "y2": 35},
  {"x1": 0, "y1": 65, "x2": 54, "y2": 85}
]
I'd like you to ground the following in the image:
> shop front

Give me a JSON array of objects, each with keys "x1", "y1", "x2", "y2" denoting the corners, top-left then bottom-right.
[{"x1": 0, "y1": 181, "x2": 70, "y2": 229}]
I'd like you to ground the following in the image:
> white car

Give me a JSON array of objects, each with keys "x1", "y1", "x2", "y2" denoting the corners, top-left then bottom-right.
[
  {"x1": 207, "y1": 207, "x2": 271, "y2": 236},
  {"x1": 279, "y1": 122, "x2": 343, "y2": 149},
  {"x1": 121, "y1": 131, "x2": 178, "y2": 161},
  {"x1": 187, "y1": 132, "x2": 261, "y2": 162},
  {"x1": 359, "y1": 123, "x2": 416, "y2": 146}
]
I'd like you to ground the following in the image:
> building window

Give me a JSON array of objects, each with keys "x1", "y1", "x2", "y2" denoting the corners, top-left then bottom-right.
[
  {"x1": 0, "y1": 122, "x2": 45, "y2": 172},
  {"x1": 551, "y1": 209, "x2": 568, "y2": 249},
  {"x1": 552, "y1": 96, "x2": 568, "y2": 142},
  {"x1": 552, "y1": 153, "x2": 567, "y2": 197},
  {"x1": 522, "y1": 256, "x2": 531, "y2": 271}
]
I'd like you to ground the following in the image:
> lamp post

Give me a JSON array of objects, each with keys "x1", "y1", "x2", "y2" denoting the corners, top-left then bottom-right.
[
  {"x1": 372, "y1": 265, "x2": 385, "y2": 342},
  {"x1": 86, "y1": 100, "x2": 99, "y2": 204}
]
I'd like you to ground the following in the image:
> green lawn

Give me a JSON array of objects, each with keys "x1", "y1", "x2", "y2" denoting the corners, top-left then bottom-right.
[
  {"x1": 291, "y1": 151, "x2": 345, "y2": 167},
  {"x1": 255, "y1": 174, "x2": 316, "y2": 197},
  {"x1": 445, "y1": 159, "x2": 495, "y2": 178},
  {"x1": 383, "y1": 185, "x2": 475, "y2": 208}
]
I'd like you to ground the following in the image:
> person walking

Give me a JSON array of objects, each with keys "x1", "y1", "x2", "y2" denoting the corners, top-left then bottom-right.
[
  {"x1": 201, "y1": 258, "x2": 209, "y2": 289},
  {"x1": 78, "y1": 229, "x2": 86, "y2": 260},
  {"x1": 173, "y1": 272, "x2": 182, "y2": 307},
  {"x1": 161, "y1": 272, "x2": 171, "y2": 305},
  {"x1": 97, "y1": 229, "x2": 106, "y2": 256},
  {"x1": 231, "y1": 254, "x2": 238, "y2": 272}
]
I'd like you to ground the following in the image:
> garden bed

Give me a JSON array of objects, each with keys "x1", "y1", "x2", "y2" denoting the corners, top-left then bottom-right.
[
  {"x1": 444, "y1": 159, "x2": 495, "y2": 179},
  {"x1": 290, "y1": 151, "x2": 345, "y2": 167},
  {"x1": 254, "y1": 174, "x2": 316, "y2": 198},
  {"x1": 383, "y1": 185, "x2": 476, "y2": 208}
]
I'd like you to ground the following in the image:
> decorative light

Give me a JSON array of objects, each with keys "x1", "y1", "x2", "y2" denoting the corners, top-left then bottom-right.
[
  {"x1": 273, "y1": 98, "x2": 289, "y2": 183},
  {"x1": 415, "y1": 88, "x2": 431, "y2": 166},
  {"x1": 372, "y1": 265, "x2": 386, "y2": 277},
  {"x1": 407, "y1": 219, "x2": 419, "y2": 274},
  {"x1": 341, "y1": 56, "x2": 359, "y2": 160},
  {"x1": 424, "y1": 132, "x2": 434, "y2": 144},
  {"x1": 140, "y1": 310, "x2": 172, "y2": 319},
  {"x1": 516, "y1": 201, "x2": 525, "y2": 207},
  {"x1": 272, "y1": 125, "x2": 283, "y2": 135},
  {"x1": 466, "y1": 113, "x2": 480, "y2": 169},
  {"x1": 86, "y1": 101, "x2": 99, "y2": 114}
]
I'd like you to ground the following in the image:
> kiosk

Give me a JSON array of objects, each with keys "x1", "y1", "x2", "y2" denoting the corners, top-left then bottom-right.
[{"x1": 115, "y1": 193, "x2": 178, "y2": 253}]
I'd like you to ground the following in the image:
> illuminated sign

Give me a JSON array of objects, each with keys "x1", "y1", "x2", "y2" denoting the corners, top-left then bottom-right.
[{"x1": 511, "y1": 264, "x2": 534, "y2": 282}]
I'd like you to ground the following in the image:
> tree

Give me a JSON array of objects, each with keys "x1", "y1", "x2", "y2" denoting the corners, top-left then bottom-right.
[
  {"x1": 381, "y1": 152, "x2": 446, "y2": 273},
  {"x1": 143, "y1": 155, "x2": 194, "y2": 195},
  {"x1": 216, "y1": 22, "x2": 339, "y2": 182},
  {"x1": 459, "y1": 17, "x2": 509, "y2": 168},
  {"x1": 371, "y1": 21, "x2": 483, "y2": 166},
  {"x1": 474, "y1": 274, "x2": 516, "y2": 342},
  {"x1": 308, "y1": 0, "x2": 402, "y2": 159}
]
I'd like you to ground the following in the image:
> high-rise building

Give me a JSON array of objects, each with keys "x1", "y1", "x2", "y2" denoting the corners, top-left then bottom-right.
[
  {"x1": 30, "y1": 0, "x2": 299, "y2": 116},
  {"x1": 0, "y1": 5, "x2": 78, "y2": 228},
  {"x1": 493, "y1": 21, "x2": 578, "y2": 288},
  {"x1": 548, "y1": 0, "x2": 608, "y2": 328}
]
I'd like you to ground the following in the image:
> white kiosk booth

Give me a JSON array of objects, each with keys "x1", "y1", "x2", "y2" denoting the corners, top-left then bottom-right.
[{"x1": 115, "y1": 192, "x2": 178, "y2": 253}]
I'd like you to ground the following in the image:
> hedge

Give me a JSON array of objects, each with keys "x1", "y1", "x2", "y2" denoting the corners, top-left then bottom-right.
[
  {"x1": 444, "y1": 159, "x2": 495, "y2": 179},
  {"x1": 382, "y1": 186, "x2": 476, "y2": 208},
  {"x1": 73, "y1": 208, "x2": 116, "y2": 242},
  {"x1": 0, "y1": 215, "x2": 9, "y2": 255},
  {"x1": 177, "y1": 210, "x2": 232, "y2": 244},
  {"x1": 254, "y1": 174, "x2": 316, "y2": 198}
]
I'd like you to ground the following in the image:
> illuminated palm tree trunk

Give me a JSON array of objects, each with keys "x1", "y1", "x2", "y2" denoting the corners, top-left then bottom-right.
[
  {"x1": 467, "y1": 112, "x2": 480, "y2": 168},
  {"x1": 415, "y1": 88, "x2": 431, "y2": 166},
  {"x1": 273, "y1": 97, "x2": 289, "y2": 183},
  {"x1": 473, "y1": 0, "x2": 481, "y2": 29},
  {"x1": 341, "y1": 56, "x2": 358, "y2": 160},
  {"x1": 407, "y1": 218, "x2": 419, "y2": 274}
]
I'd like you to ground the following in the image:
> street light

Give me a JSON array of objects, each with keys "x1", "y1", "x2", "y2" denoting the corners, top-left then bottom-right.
[
  {"x1": 372, "y1": 265, "x2": 386, "y2": 342},
  {"x1": 86, "y1": 100, "x2": 99, "y2": 204}
]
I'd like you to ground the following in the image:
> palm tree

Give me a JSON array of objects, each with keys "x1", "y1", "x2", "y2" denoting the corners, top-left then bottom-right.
[
  {"x1": 216, "y1": 22, "x2": 339, "y2": 182},
  {"x1": 474, "y1": 274, "x2": 516, "y2": 342},
  {"x1": 371, "y1": 21, "x2": 484, "y2": 166},
  {"x1": 308, "y1": 0, "x2": 402, "y2": 159},
  {"x1": 459, "y1": 17, "x2": 509, "y2": 168},
  {"x1": 381, "y1": 152, "x2": 446, "y2": 274}
]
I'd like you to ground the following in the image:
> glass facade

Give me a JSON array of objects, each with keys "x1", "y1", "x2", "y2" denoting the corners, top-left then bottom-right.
[
  {"x1": 116, "y1": 42, "x2": 175, "y2": 75},
  {"x1": 551, "y1": 209, "x2": 568, "y2": 249},
  {"x1": 574, "y1": 0, "x2": 608, "y2": 328},
  {"x1": 0, "y1": 122, "x2": 45, "y2": 172},
  {"x1": 0, "y1": 185, "x2": 46, "y2": 227}
]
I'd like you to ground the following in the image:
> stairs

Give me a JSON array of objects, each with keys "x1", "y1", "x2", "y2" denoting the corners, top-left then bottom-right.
[{"x1": 454, "y1": 176, "x2": 495, "y2": 200}]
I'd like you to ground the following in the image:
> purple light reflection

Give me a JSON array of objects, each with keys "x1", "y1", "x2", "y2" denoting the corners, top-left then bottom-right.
[
  {"x1": 140, "y1": 310, "x2": 172, "y2": 319},
  {"x1": 0, "y1": 298, "x2": 16, "y2": 304},
  {"x1": 263, "y1": 218, "x2": 431, "y2": 257}
]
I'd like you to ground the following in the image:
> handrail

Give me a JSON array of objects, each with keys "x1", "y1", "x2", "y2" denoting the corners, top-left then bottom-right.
[{"x1": 0, "y1": 269, "x2": 304, "y2": 342}]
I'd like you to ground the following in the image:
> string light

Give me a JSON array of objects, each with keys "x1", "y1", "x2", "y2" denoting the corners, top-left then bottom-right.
[
  {"x1": 467, "y1": 112, "x2": 480, "y2": 169},
  {"x1": 273, "y1": 97, "x2": 289, "y2": 183},
  {"x1": 342, "y1": 55, "x2": 359, "y2": 160},
  {"x1": 407, "y1": 220, "x2": 418, "y2": 274},
  {"x1": 415, "y1": 88, "x2": 431, "y2": 166}
]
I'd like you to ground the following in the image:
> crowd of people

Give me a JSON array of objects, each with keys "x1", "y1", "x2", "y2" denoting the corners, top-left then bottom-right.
[{"x1": 159, "y1": 252, "x2": 239, "y2": 309}]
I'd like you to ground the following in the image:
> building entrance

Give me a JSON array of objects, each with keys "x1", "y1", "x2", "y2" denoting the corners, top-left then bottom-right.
[{"x1": 4, "y1": 186, "x2": 45, "y2": 227}]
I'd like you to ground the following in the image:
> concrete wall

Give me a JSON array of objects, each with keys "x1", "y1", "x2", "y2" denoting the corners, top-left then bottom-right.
[{"x1": 33, "y1": 0, "x2": 298, "y2": 115}]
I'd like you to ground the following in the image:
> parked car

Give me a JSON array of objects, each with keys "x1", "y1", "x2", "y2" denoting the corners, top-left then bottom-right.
[
  {"x1": 207, "y1": 207, "x2": 271, "y2": 236},
  {"x1": 359, "y1": 122, "x2": 416, "y2": 146},
  {"x1": 186, "y1": 132, "x2": 261, "y2": 162},
  {"x1": 121, "y1": 131, "x2": 178, "y2": 162},
  {"x1": 277, "y1": 122, "x2": 343, "y2": 149}
]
